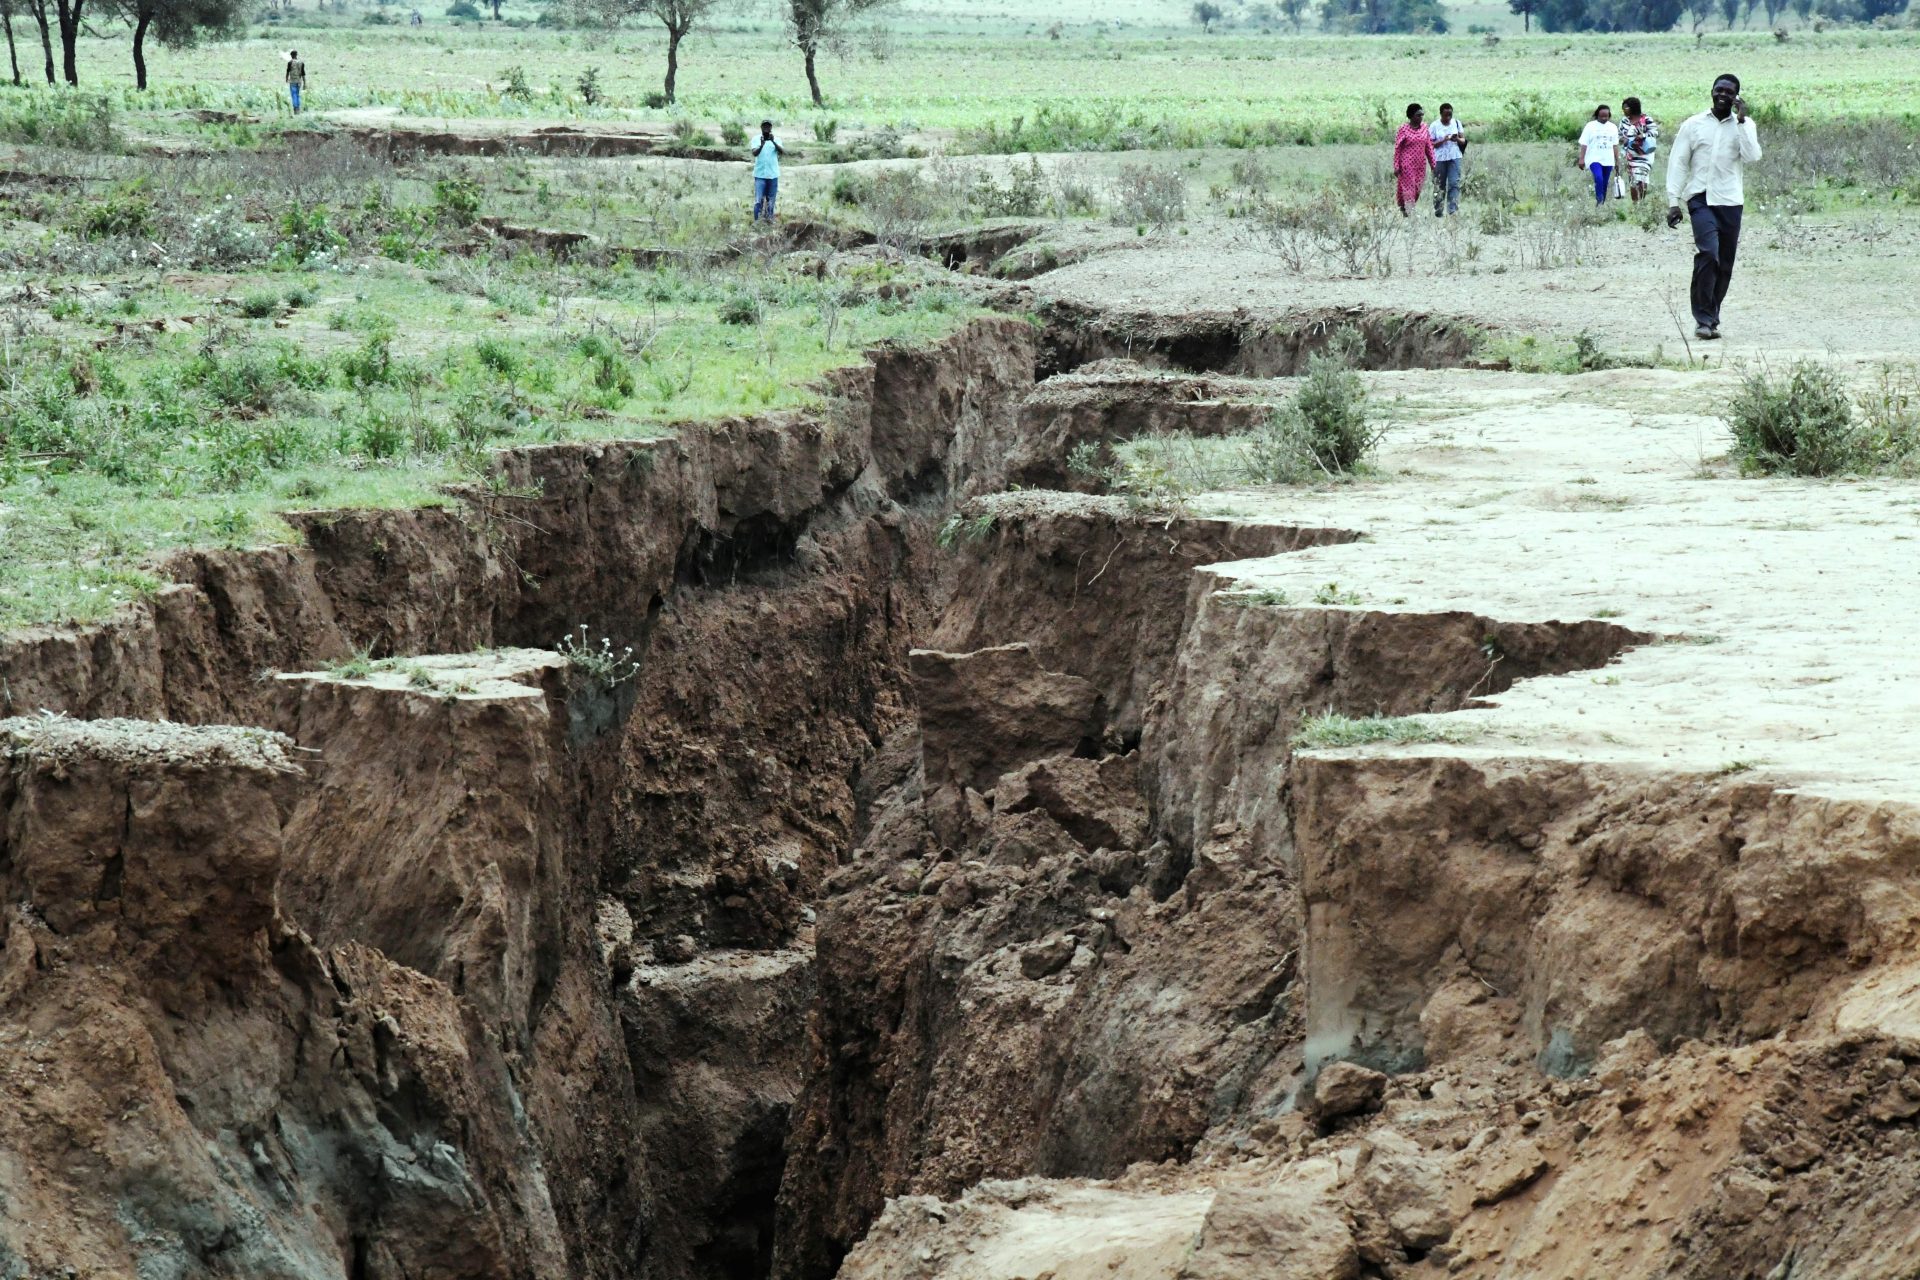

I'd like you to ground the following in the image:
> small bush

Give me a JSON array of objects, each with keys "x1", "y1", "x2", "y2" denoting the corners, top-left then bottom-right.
[
  {"x1": 500, "y1": 65, "x2": 533, "y2": 101},
  {"x1": 717, "y1": 290, "x2": 762, "y2": 326},
  {"x1": 830, "y1": 171, "x2": 868, "y2": 206},
  {"x1": 1726, "y1": 359, "x2": 1873, "y2": 477},
  {"x1": 812, "y1": 118, "x2": 840, "y2": 144},
  {"x1": 1248, "y1": 328, "x2": 1380, "y2": 481},
  {"x1": 721, "y1": 120, "x2": 749, "y2": 147},
  {"x1": 276, "y1": 204, "x2": 345, "y2": 264},
  {"x1": 445, "y1": 0, "x2": 481, "y2": 18},
  {"x1": 432, "y1": 176, "x2": 482, "y2": 227},
  {"x1": 239, "y1": 290, "x2": 280, "y2": 319},
  {"x1": 1111, "y1": 163, "x2": 1186, "y2": 227},
  {"x1": 669, "y1": 117, "x2": 715, "y2": 149},
  {"x1": 576, "y1": 67, "x2": 605, "y2": 107},
  {"x1": 76, "y1": 192, "x2": 153, "y2": 240}
]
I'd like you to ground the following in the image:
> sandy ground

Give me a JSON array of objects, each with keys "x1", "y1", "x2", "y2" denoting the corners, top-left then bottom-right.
[
  {"x1": 1148, "y1": 366, "x2": 1920, "y2": 803},
  {"x1": 1031, "y1": 203, "x2": 1920, "y2": 363}
]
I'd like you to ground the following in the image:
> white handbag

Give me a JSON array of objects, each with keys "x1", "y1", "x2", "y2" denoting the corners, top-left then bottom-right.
[{"x1": 1612, "y1": 175, "x2": 1625, "y2": 199}]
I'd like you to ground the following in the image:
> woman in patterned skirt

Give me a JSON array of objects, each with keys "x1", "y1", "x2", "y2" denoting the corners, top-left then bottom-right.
[{"x1": 1618, "y1": 96, "x2": 1659, "y2": 204}]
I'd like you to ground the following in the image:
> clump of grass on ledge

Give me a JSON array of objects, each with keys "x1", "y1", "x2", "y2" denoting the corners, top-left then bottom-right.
[{"x1": 1290, "y1": 712, "x2": 1477, "y2": 750}]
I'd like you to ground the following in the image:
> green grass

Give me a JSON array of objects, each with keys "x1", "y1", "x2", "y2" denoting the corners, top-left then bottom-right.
[
  {"x1": 1290, "y1": 711, "x2": 1480, "y2": 749},
  {"x1": 0, "y1": 256, "x2": 983, "y2": 627},
  {"x1": 14, "y1": 21, "x2": 1920, "y2": 152}
]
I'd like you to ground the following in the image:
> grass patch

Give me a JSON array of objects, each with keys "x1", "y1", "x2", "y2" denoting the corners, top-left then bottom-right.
[{"x1": 1291, "y1": 712, "x2": 1478, "y2": 750}]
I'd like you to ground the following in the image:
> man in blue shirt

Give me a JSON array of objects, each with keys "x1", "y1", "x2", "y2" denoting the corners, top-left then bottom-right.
[
  {"x1": 752, "y1": 121, "x2": 784, "y2": 223},
  {"x1": 1428, "y1": 103, "x2": 1466, "y2": 217}
]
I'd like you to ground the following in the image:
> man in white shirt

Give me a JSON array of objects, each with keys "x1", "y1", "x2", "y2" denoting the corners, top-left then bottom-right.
[
  {"x1": 1428, "y1": 103, "x2": 1466, "y2": 218},
  {"x1": 1666, "y1": 74, "x2": 1763, "y2": 340}
]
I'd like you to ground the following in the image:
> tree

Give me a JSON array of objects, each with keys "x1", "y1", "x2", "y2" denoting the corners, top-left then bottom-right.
[
  {"x1": 1, "y1": 0, "x2": 20, "y2": 85},
  {"x1": 1508, "y1": 0, "x2": 1537, "y2": 28},
  {"x1": 114, "y1": 0, "x2": 245, "y2": 91},
  {"x1": 1585, "y1": 0, "x2": 1684, "y2": 26},
  {"x1": 1280, "y1": 0, "x2": 1309, "y2": 27},
  {"x1": 578, "y1": 0, "x2": 723, "y2": 104},
  {"x1": 1321, "y1": 0, "x2": 1449, "y2": 30},
  {"x1": 52, "y1": 0, "x2": 79, "y2": 84},
  {"x1": 1685, "y1": 0, "x2": 1713, "y2": 27},
  {"x1": 1192, "y1": 0, "x2": 1223, "y2": 28},
  {"x1": 788, "y1": 0, "x2": 895, "y2": 108},
  {"x1": 25, "y1": 0, "x2": 53, "y2": 82},
  {"x1": 1790, "y1": 0, "x2": 1813, "y2": 19},
  {"x1": 1718, "y1": 0, "x2": 1739, "y2": 24},
  {"x1": 1537, "y1": 0, "x2": 1593, "y2": 28}
]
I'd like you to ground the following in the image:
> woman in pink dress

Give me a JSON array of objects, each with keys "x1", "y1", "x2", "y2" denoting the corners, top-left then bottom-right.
[{"x1": 1393, "y1": 103, "x2": 1436, "y2": 216}]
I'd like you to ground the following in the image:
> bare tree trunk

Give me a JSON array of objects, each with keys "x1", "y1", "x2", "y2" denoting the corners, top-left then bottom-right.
[
  {"x1": 30, "y1": 0, "x2": 53, "y2": 83},
  {"x1": 4, "y1": 9, "x2": 21, "y2": 86},
  {"x1": 53, "y1": 0, "x2": 78, "y2": 85},
  {"x1": 664, "y1": 25, "x2": 680, "y2": 104},
  {"x1": 803, "y1": 41, "x2": 821, "y2": 107},
  {"x1": 131, "y1": 6, "x2": 148, "y2": 90}
]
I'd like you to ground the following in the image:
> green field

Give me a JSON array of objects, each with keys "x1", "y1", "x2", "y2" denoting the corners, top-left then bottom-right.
[
  {"x1": 9, "y1": 8, "x2": 1920, "y2": 148},
  {"x1": 3, "y1": 1, "x2": 1919, "y2": 629}
]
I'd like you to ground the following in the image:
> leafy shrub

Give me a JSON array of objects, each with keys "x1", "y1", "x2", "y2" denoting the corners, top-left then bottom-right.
[
  {"x1": 1249, "y1": 329, "x2": 1380, "y2": 481},
  {"x1": 1726, "y1": 359, "x2": 1875, "y2": 476},
  {"x1": 340, "y1": 330, "x2": 398, "y2": 388},
  {"x1": 474, "y1": 336, "x2": 523, "y2": 380},
  {"x1": 970, "y1": 157, "x2": 1049, "y2": 217},
  {"x1": 669, "y1": 117, "x2": 714, "y2": 149},
  {"x1": 576, "y1": 67, "x2": 605, "y2": 106},
  {"x1": 239, "y1": 290, "x2": 280, "y2": 319},
  {"x1": 830, "y1": 171, "x2": 868, "y2": 206},
  {"x1": 500, "y1": 65, "x2": 533, "y2": 101},
  {"x1": 1111, "y1": 163, "x2": 1186, "y2": 227},
  {"x1": 721, "y1": 120, "x2": 749, "y2": 147},
  {"x1": 76, "y1": 192, "x2": 153, "y2": 240},
  {"x1": 445, "y1": 0, "x2": 481, "y2": 18},
  {"x1": 432, "y1": 176, "x2": 482, "y2": 227},
  {"x1": 276, "y1": 204, "x2": 345, "y2": 264},
  {"x1": 717, "y1": 290, "x2": 762, "y2": 326},
  {"x1": 811, "y1": 118, "x2": 840, "y2": 143}
]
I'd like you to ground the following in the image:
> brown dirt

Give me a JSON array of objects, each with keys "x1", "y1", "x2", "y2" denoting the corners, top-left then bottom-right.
[{"x1": 7, "y1": 217, "x2": 1920, "y2": 1280}]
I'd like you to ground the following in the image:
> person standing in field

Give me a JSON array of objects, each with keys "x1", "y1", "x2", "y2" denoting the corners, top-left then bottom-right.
[
  {"x1": 1428, "y1": 102, "x2": 1466, "y2": 217},
  {"x1": 1667, "y1": 73, "x2": 1762, "y2": 340},
  {"x1": 751, "y1": 120, "x2": 784, "y2": 223},
  {"x1": 285, "y1": 50, "x2": 307, "y2": 115},
  {"x1": 1392, "y1": 104, "x2": 1435, "y2": 217},
  {"x1": 1577, "y1": 104, "x2": 1621, "y2": 205},
  {"x1": 1618, "y1": 96, "x2": 1658, "y2": 203}
]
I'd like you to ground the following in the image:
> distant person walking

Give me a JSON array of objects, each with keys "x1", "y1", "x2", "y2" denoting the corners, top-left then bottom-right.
[
  {"x1": 1392, "y1": 104, "x2": 1435, "y2": 217},
  {"x1": 1667, "y1": 73, "x2": 1762, "y2": 340},
  {"x1": 1618, "y1": 96, "x2": 1658, "y2": 203},
  {"x1": 1577, "y1": 104, "x2": 1621, "y2": 205},
  {"x1": 1428, "y1": 102, "x2": 1466, "y2": 217},
  {"x1": 751, "y1": 120, "x2": 784, "y2": 223},
  {"x1": 285, "y1": 50, "x2": 307, "y2": 114}
]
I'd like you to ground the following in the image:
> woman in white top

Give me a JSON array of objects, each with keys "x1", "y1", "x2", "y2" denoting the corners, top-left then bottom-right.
[{"x1": 1577, "y1": 105, "x2": 1622, "y2": 205}]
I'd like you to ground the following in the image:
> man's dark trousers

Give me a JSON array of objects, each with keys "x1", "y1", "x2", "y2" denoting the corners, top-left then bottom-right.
[{"x1": 1687, "y1": 193, "x2": 1742, "y2": 329}]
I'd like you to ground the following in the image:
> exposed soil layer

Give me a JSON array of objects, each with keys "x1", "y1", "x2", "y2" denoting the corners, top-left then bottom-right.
[
  {"x1": 772, "y1": 498, "x2": 1649, "y2": 1280},
  {"x1": 0, "y1": 316, "x2": 1037, "y2": 1280},
  {"x1": 6, "y1": 284, "x2": 1920, "y2": 1280},
  {"x1": 1035, "y1": 300, "x2": 1481, "y2": 378}
]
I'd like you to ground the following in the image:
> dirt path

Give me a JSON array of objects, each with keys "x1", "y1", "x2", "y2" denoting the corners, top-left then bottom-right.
[{"x1": 1029, "y1": 211, "x2": 1920, "y2": 363}]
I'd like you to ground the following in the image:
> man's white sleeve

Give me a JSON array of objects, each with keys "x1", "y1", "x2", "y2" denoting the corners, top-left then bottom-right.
[
  {"x1": 1666, "y1": 119, "x2": 1693, "y2": 204},
  {"x1": 1739, "y1": 120, "x2": 1762, "y2": 162}
]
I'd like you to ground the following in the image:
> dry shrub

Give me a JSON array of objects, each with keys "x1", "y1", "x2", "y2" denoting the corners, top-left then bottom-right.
[{"x1": 1110, "y1": 163, "x2": 1186, "y2": 228}]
